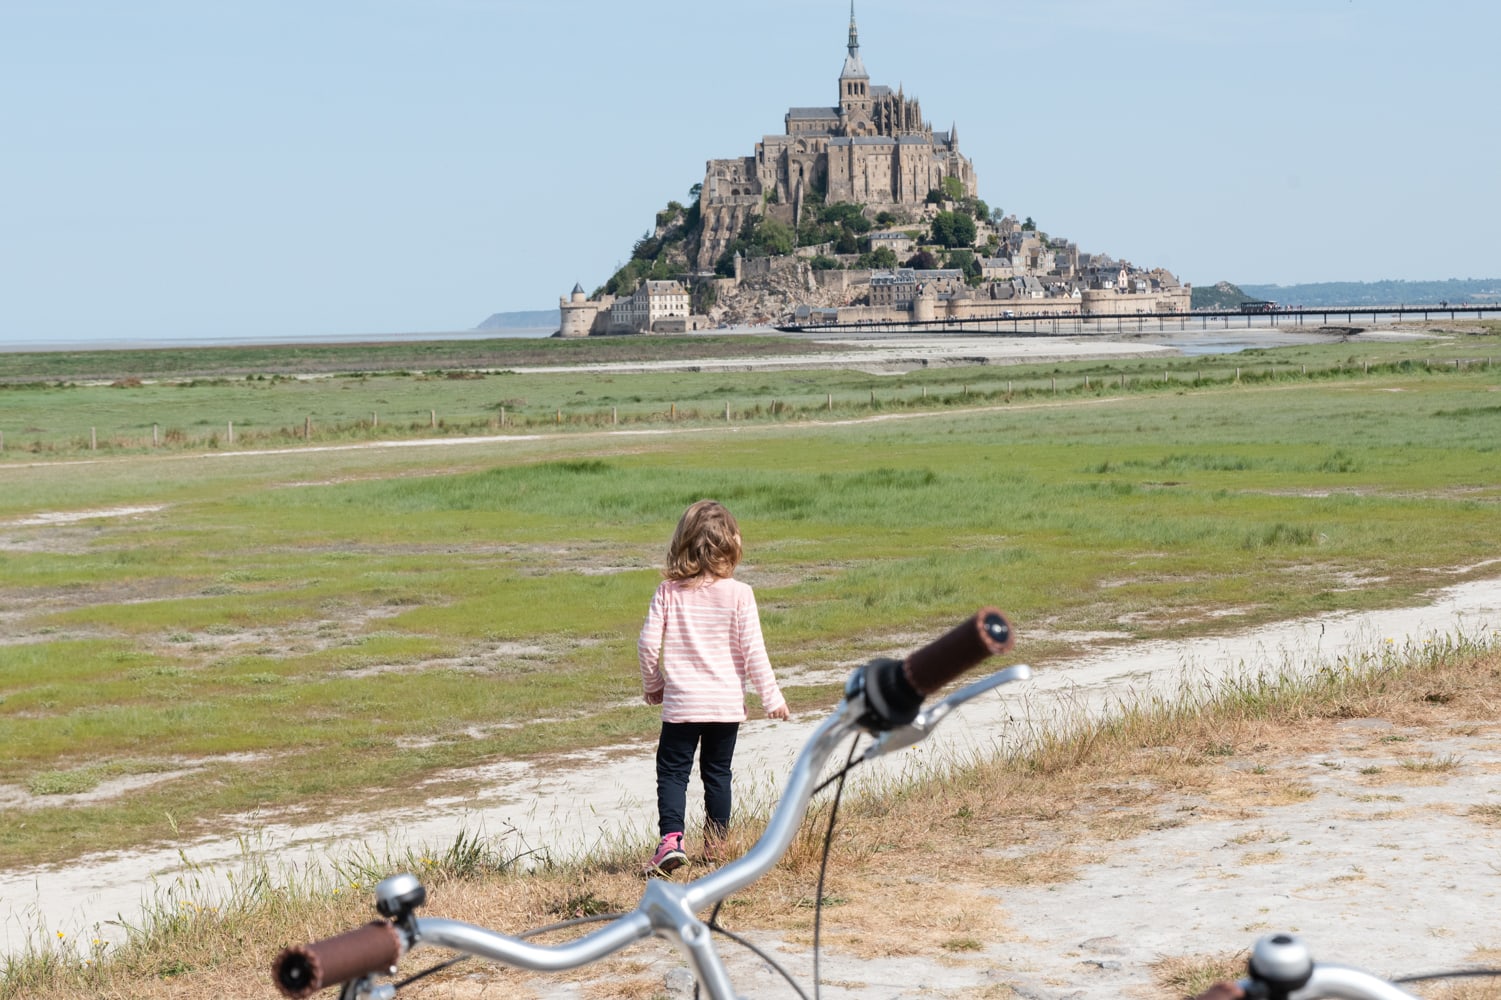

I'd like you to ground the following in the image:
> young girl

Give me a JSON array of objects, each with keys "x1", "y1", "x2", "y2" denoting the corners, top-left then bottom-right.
[{"x1": 639, "y1": 499, "x2": 789, "y2": 874}]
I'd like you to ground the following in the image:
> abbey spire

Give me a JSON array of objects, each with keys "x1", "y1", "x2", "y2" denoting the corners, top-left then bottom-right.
[{"x1": 839, "y1": 1, "x2": 870, "y2": 117}]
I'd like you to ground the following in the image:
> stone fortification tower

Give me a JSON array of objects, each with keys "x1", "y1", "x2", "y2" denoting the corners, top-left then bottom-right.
[
  {"x1": 695, "y1": 4, "x2": 978, "y2": 272},
  {"x1": 558, "y1": 282, "x2": 601, "y2": 337}
]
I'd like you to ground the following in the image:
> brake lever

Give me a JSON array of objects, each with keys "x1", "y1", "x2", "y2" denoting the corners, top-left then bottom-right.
[{"x1": 862, "y1": 664, "x2": 1031, "y2": 760}]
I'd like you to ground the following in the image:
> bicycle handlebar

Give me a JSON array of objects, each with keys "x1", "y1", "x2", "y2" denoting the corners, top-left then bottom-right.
[
  {"x1": 272, "y1": 920, "x2": 402, "y2": 999},
  {"x1": 904, "y1": 607, "x2": 1014, "y2": 694},
  {"x1": 271, "y1": 608, "x2": 1022, "y2": 1000}
]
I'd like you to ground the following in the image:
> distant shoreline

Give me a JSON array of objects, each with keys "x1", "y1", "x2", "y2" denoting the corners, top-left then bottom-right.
[{"x1": 0, "y1": 327, "x2": 557, "y2": 354}]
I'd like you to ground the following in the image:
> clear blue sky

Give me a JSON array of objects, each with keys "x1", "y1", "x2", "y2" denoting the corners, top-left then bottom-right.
[{"x1": 3, "y1": 0, "x2": 1497, "y2": 343}]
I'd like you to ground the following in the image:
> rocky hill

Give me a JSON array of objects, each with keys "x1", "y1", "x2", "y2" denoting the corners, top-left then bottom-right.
[
  {"x1": 1239, "y1": 278, "x2": 1501, "y2": 308},
  {"x1": 1190, "y1": 281, "x2": 1252, "y2": 311}
]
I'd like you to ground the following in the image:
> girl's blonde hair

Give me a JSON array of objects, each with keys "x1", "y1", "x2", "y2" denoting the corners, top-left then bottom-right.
[{"x1": 664, "y1": 500, "x2": 742, "y2": 582}]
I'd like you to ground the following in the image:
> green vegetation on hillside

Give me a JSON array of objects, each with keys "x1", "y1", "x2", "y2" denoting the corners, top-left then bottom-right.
[
  {"x1": 1240, "y1": 277, "x2": 1501, "y2": 308},
  {"x1": 1191, "y1": 281, "x2": 1253, "y2": 311},
  {"x1": 599, "y1": 186, "x2": 705, "y2": 295}
]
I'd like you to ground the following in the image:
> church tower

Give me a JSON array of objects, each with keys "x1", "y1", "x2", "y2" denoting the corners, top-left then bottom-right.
[{"x1": 838, "y1": 2, "x2": 872, "y2": 130}]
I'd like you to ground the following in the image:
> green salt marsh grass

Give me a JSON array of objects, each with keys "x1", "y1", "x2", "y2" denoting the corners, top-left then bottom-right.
[
  {"x1": 1, "y1": 328, "x2": 1497, "y2": 455},
  {"x1": 1, "y1": 331, "x2": 1499, "y2": 868}
]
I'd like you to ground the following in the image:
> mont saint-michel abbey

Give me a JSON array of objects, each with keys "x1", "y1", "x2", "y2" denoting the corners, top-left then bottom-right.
[
  {"x1": 560, "y1": 6, "x2": 1189, "y2": 336},
  {"x1": 695, "y1": 8, "x2": 976, "y2": 272}
]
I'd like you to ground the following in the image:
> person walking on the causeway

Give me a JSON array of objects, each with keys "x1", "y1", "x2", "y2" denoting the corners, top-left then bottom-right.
[{"x1": 639, "y1": 499, "x2": 790, "y2": 875}]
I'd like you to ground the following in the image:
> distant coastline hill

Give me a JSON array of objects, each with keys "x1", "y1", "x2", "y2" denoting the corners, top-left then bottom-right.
[
  {"x1": 476, "y1": 309, "x2": 557, "y2": 331},
  {"x1": 1193, "y1": 278, "x2": 1500, "y2": 310}
]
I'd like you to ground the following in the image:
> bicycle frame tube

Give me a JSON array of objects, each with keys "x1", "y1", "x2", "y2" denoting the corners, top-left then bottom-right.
[
  {"x1": 685, "y1": 703, "x2": 862, "y2": 907},
  {"x1": 398, "y1": 698, "x2": 867, "y2": 1000}
]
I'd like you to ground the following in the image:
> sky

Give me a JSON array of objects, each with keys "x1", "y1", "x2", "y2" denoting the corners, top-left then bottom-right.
[{"x1": 2, "y1": 0, "x2": 1498, "y2": 344}]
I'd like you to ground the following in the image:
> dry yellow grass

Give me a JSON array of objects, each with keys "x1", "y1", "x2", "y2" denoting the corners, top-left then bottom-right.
[
  {"x1": 1151, "y1": 950, "x2": 1250, "y2": 998},
  {"x1": 8, "y1": 642, "x2": 1500, "y2": 1000}
]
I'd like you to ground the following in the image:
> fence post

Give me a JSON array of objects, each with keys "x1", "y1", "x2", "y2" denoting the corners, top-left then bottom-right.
[
  {"x1": 0, "y1": 430, "x2": 4, "y2": 451},
  {"x1": 91, "y1": 427, "x2": 97, "y2": 451},
  {"x1": 556, "y1": 408, "x2": 562, "y2": 425},
  {"x1": 612, "y1": 406, "x2": 617, "y2": 426},
  {"x1": 725, "y1": 401, "x2": 731, "y2": 422},
  {"x1": 153, "y1": 423, "x2": 159, "y2": 446},
  {"x1": 1051, "y1": 378, "x2": 1056, "y2": 394},
  {"x1": 305, "y1": 416, "x2": 311, "y2": 440},
  {"x1": 869, "y1": 389, "x2": 875, "y2": 406},
  {"x1": 827, "y1": 393, "x2": 833, "y2": 411},
  {"x1": 430, "y1": 409, "x2": 436, "y2": 428},
  {"x1": 227, "y1": 421, "x2": 234, "y2": 445},
  {"x1": 372, "y1": 412, "x2": 378, "y2": 428},
  {"x1": 1235, "y1": 368, "x2": 1241, "y2": 382},
  {"x1": 670, "y1": 403, "x2": 676, "y2": 422},
  {"x1": 500, "y1": 406, "x2": 505, "y2": 427}
]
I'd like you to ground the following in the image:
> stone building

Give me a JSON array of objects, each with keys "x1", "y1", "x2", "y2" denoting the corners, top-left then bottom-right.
[
  {"x1": 869, "y1": 268, "x2": 964, "y2": 309},
  {"x1": 696, "y1": 5, "x2": 977, "y2": 271},
  {"x1": 609, "y1": 280, "x2": 692, "y2": 334}
]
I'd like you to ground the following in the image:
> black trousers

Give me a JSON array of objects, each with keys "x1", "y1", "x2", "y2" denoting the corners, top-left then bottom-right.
[{"x1": 656, "y1": 720, "x2": 739, "y2": 838}]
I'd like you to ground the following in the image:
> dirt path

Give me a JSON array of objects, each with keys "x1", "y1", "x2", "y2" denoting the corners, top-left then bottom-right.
[{"x1": 5, "y1": 576, "x2": 1499, "y2": 994}]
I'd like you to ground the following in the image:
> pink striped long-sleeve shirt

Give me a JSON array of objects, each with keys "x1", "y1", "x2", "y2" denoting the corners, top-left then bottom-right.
[{"x1": 639, "y1": 577, "x2": 786, "y2": 723}]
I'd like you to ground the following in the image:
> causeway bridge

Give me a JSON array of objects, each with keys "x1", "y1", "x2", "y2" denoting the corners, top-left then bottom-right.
[{"x1": 776, "y1": 304, "x2": 1501, "y2": 336}]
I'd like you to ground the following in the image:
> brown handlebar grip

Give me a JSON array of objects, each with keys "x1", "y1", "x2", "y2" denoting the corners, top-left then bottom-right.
[
  {"x1": 272, "y1": 920, "x2": 402, "y2": 999},
  {"x1": 902, "y1": 608, "x2": 1014, "y2": 695}
]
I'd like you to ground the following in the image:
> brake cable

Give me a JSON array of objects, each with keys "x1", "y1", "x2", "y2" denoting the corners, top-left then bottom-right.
[{"x1": 390, "y1": 735, "x2": 870, "y2": 1000}]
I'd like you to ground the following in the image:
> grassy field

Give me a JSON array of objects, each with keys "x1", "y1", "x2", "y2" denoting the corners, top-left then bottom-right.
[
  {"x1": 0, "y1": 326, "x2": 1499, "y2": 872},
  {"x1": 2, "y1": 325, "x2": 1501, "y2": 997},
  {"x1": 1, "y1": 326, "x2": 1497, "y2": 454},
  {"x1": 0, "y1": 334, "x2": 834, "y2": 382}
]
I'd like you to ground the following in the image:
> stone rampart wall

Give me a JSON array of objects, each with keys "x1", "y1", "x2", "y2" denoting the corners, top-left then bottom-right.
[{"x1": 1080, "y1": 287, "x2": 1191, "y2": 315}]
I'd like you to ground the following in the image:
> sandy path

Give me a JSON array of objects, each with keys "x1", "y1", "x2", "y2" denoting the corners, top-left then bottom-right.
[{"x1": 4, "y1": 575, "x2": 1499, "y2": 991}]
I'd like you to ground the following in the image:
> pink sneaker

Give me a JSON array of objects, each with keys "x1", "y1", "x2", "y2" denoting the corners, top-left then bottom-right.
[{"x1": 647, "y1": 833, "x2": 688, "y2": 875}]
